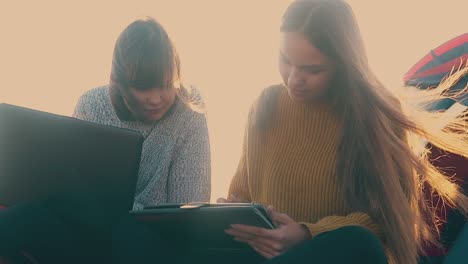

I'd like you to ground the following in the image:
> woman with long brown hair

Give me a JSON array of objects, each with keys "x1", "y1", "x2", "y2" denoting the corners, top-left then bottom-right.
[
  {"x1": 219, "y1": 1, "x2": 468, "y2": 263},
  {"x1": 107, "y1": 2, "x2": 468, "y2": 263}
]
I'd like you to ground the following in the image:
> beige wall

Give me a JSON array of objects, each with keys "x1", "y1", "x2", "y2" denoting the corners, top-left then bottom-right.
[{"x1": 1, "y1": 0, "x2": 466, "y2": 201}]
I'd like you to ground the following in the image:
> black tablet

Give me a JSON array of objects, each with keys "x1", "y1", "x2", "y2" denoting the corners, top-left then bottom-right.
[{"x1": 130, "y1": 202, "x2": 276, "y2": 251}]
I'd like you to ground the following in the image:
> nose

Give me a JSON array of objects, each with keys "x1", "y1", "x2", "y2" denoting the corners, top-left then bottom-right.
[
  {"x1": 146, "y1": 90, "x2": 163, "y2": 105},
  {"x1": 288, "y1": 67, "x2": 305, "y2": 88}
]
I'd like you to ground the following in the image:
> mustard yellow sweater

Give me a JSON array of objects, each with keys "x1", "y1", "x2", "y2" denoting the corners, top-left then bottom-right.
[{"x1": 228, "y1": 85, "x2": 383, "y2": 238}]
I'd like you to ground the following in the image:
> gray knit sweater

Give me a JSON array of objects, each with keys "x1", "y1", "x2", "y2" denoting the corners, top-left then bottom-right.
[{"x1": 73, "y1": 86, "x2": 211, "y2": 210}]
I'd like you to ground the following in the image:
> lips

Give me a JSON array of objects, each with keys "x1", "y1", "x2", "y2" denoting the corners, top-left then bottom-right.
[
  {"x1": 144, "y1": 107, "x2": 164, "y2": 114},
  {"x1": 290, "y1": 88, "x2": 306, "y2": 97}
]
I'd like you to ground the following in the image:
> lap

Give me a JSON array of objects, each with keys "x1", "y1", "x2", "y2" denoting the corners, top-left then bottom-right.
[
  {"x1": 264, "y1": 226, "x2": 388, "y2": 264},
  {"x1": 112, "y1": 218, "x2": 386, "y2": 264},
  {"x1": 0, "y1": 202, "x2": 105, "y2": 264},
  {"x1": 111, "y1": 215, "x2": 265, "y2": 264}
]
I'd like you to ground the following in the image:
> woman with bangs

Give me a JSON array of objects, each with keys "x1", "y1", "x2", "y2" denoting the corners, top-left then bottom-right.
[
  {"x1": 73, "y1": 17, "x2": 211, "y2": 210},
  {"x1": 0, "y1": 17, "x2": 210, "y2": 264}
]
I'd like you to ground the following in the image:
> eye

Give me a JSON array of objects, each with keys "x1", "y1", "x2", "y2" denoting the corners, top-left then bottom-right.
[{"x1": 302, "y1": 66, "x2": 325, "y2": 75}]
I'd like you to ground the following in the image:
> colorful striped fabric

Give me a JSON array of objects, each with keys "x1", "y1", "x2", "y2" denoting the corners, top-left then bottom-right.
[
  {"x1": 405, "y1": 34, "x2": 468, "y2": 259},
  {"x1": 404, "y1": 33, "x2": 467, "y2": 86},
  {"x1": 404, "y1": 33, "x2": 468, "y2": 111}
]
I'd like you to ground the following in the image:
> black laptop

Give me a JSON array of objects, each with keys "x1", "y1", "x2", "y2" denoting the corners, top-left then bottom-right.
[{"x1": 0, "y1": 103, "x2": 143, "y2": 236}]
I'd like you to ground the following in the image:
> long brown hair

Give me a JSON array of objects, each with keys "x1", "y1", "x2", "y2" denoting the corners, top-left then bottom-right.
[
  {"x1": 109, "y1": 17, "x2": 203, "y2": 121},
  {"x1": 256, "y1": 1, "x2": 468, "y2": 263}
]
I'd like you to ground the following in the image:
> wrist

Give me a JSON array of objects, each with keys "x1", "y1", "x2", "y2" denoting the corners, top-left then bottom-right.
[{"x1": 300, "y1": 223, "x2": 312, "y2": 240}]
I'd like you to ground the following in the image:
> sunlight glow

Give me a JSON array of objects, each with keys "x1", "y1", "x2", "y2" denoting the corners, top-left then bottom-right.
[{"x1": 0, "y1": 0, "x2": 467, "y2": 201}]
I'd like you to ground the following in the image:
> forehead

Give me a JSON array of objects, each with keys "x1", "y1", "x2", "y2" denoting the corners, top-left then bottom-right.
[{"x1": 279, "y1": 32, "x2": 330, "y2": 66}]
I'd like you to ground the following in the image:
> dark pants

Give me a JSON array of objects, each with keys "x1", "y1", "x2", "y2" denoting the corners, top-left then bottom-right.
[
  {"x1": 1, "y1": 205, "x2": 388, "y2": 264},
  {"x1": 112, "y1": 215, "x2": 388, "y2": 264},
  {"x1": 266, "y1": 225, "x2": 388, "y2": 264},
  {"x1": 0, "y1": 203, "x2": 109, "y2": 264},
  {"x1": 111, "y1": 215, "x2": 265, "y2": 264}
]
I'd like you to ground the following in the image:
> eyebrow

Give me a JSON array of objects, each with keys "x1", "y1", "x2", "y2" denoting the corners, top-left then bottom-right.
[{"x1": 280, "y1": 51, "x2": 326, "y2": 70}]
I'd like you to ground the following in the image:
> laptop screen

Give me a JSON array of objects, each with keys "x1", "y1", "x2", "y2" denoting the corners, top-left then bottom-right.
[{"x1": 0, "y1": 103, "x2": 143, "y2": 235}]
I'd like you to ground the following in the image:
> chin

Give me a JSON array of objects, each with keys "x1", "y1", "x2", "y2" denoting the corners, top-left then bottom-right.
[
  {"x1": 140, "y1": 109, "x2": 168, "y2": 122},
  {"x1": 287, "y1": 90, "x2": 308, "y2": 103},
  {"x1": 135, "y1": 114, "x2": 160, "y2": 123},
  {"x1": 146, "y1": 115, "x2": 164, "y2": 122}
]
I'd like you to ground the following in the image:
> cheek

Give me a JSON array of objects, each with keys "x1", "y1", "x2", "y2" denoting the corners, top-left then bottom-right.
[
  {"x1": 278, "y1": 63, "x2": 291, "y2": 85},
  {"x1": 133, "y1": 94, "x2": 147, "y2": 104},
  {"x1": 305, "y1": 72, "x2": 333, "y2": 92},
  {"x1": 124, "y1": 90, "x2": 145, "y2": 108},
  {"x1": 162, "y1": 89, "x2": 177, "y2": 105}
]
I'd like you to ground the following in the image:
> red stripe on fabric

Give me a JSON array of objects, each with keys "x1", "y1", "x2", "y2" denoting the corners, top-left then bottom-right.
[
  {"x1": 403, "y1": 33, "x2": 468, "y2": 83},
  {"x1": 410, "y1": 56, "x2": 468, "y2": 79},
  {"x1": 433, "y1": 33, "x2": 468, "y2": 56},
  {"x1": 404, "y1": 53, "x2": 434, "y2": 82}
]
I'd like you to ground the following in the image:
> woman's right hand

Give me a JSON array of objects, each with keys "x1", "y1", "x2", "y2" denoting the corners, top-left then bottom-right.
[{"x1": 216, "y1": 194, "x2": 242, "y2": 203}]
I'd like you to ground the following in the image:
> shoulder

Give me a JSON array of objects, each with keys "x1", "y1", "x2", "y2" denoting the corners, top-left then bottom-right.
[
  {"x1": 161, "y1": 101, "x2": 209, "y2": 151},
  {"x1": 77, "y1": 86, "x2": 109, "y2": 106},
  {"x1": 255, "y1": 84, "x2": 283, "y2": 108},
  {"x1": 175, "y1": 100, "x2": 208, "y2": 132},
  {"x1": 169, "y1": 86, "x2": 209, "y2": 135},
  {"x1": 248, "y1": 84, "x2": 283, "y2": 130},
  {"x1": 77, "y1": 86, "x2": 109, "y2": 107},
  {"x1": 73, "y1": 85, "x2": 111, "y2": 119}
]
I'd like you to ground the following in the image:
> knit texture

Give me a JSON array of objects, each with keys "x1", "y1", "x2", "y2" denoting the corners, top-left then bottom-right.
[
  {"x1": 229, "y1": 85, "x2": 382, "y2": 238},
  {"x1": 73, "y1": 86, "x2": 211, "y2": 210}
]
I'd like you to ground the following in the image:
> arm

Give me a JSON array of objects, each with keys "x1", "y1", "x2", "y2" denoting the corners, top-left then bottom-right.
[
  {"x1": 227, "y1": 85, "x2": 281, "y2": 202},
  {"x1": 301, "y1": 212, "x2": 383, "y2": 239},
  {"x1": 167, "y1": 113, "x2": 211, "y2": 203},
  {"x1": 227, "y1": 128, "x2": 252, "y2": 203},
  {"x1": 227, "y1": 160, "x2": 251, "y2": 202}
]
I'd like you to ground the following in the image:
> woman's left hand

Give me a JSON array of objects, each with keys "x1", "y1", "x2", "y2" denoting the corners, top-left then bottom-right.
[{"x1": 225, "y1": 206, "x2": 312, "y2": 259}]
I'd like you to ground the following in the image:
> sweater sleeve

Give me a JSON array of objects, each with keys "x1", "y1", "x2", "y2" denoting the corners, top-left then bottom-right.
[
  {"x1": 227, "y1": 124, "x2": 252, "y2": 203},
  {"x1": 72, "y1": 94, "x2": 91, "y2": 121},
  {"x1": 300, "y1": 212, "x2": 384, "y2": 239},
  {"x1": 228, "y1": 85, "x2": 282, "y2": 203},
  {"x1": 167, "y1": 113, "x2": 211, "y2": 203},
  {"x1": 227, "y1": 101, "x2": 257, "y2": 203}
]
